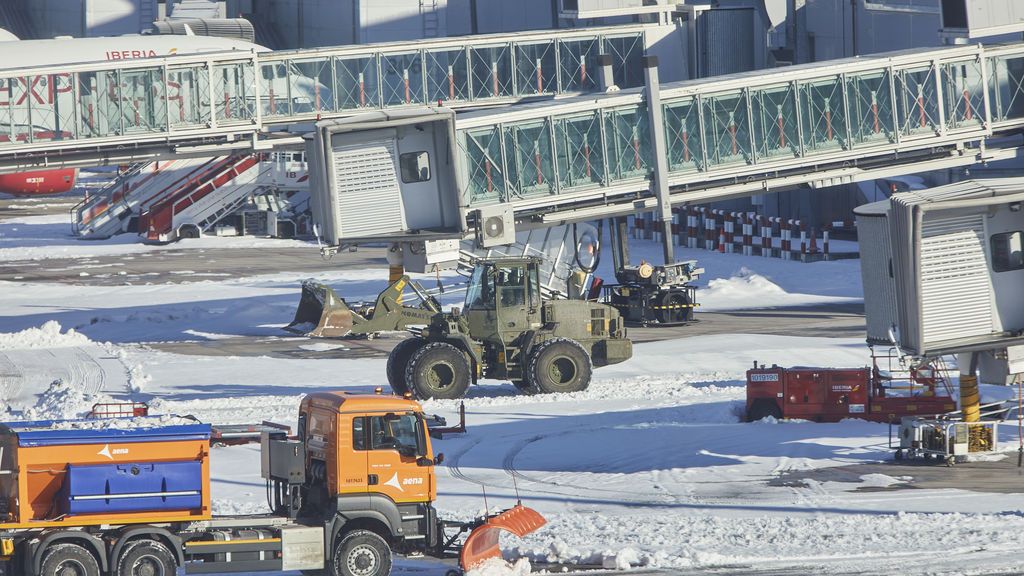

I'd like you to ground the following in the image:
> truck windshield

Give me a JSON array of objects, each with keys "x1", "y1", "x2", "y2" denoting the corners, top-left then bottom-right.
[{"x1": 464, "y1": 265, "x2": 494, "y2": 310}]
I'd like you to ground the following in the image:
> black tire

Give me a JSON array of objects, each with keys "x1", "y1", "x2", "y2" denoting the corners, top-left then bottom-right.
[
  {"x1": 330, "y1": 530, "x2": 392, "y2": 576},
  {"x1": 524, "y1": 338, "x2": 592, "y2": 394},
  {"x1": 178, "y1": 225, "x2": 201, "y2": 239},
  {"x1": 115, "y1": 539, "x2": 176, "y2": 576},
  {"x1": 405, "y1": 342, "x2": 471, "y2": 400},
  {"x1": 40, "y1": 543, "x2": 100, "y2": 576},
  {"x1": 746, "y1": 399, "x2": 783, "y2": 422},
  {"x1": 387, "y1": 338, "x2": 425, "y2": 395},
  {"x1": 656, "y1": 290, "x2": 691, "y2": 324}
]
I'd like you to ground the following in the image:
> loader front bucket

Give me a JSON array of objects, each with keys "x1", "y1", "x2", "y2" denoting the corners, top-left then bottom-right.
[
  {"x1": 285, "y1": 281, "x2": 355, "y2": 338},
  {"x1": 460, "y1": 505, "x2": 546, "y2": 571}
]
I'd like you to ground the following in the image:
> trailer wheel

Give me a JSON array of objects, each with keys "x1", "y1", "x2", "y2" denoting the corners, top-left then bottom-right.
[
  {"x1": 40, "y1": 543, "x2": 100, "y2": 576},
  {"x1": 656, "y1": 290, "x2": 691, "y2": 324},
  {"x1": 387, "y1": 338, "x2": 425, "y2": 395},
  {"x1": 746, "y1": 399, "x2": 782, "y2": 422},
  {"x1": 115, "y1": 540, "x2": 176, "y2": 576},
  {"x1": 405, "y1": 342, "x2": 471, "y2": 400},
  {"x1": 524, "y1": 338, "x2": 592, "y2": 394},
  {"x1": 331, "y1": 530, "x2": 392, "y2": 576},
  {"x1": 177, "y1": 224, "x2": 201, "y2": 240}
]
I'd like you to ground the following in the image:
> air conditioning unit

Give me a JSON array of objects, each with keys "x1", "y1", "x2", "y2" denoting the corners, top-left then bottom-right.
[{"x1": 477, "y1": 206, "x2": 516, "y2": 248}]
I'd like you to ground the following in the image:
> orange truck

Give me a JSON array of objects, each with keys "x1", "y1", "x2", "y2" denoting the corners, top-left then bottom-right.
[{"x1": 0, "y1": 391, "x2": 544, "y2": 576}]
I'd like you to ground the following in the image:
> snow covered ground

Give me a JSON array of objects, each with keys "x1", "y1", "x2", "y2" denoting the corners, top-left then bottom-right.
[{"x1": 0, "y1": 210, "x2": 1023, "y2": 575}]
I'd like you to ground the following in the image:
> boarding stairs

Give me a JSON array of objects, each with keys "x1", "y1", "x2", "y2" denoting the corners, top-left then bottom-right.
[
  {"x1": 139, "y1": 154, "x2": 268, "y2": 243},
  {"x1": 71, "y1": 157, "x2": 225, "y2": 239}
]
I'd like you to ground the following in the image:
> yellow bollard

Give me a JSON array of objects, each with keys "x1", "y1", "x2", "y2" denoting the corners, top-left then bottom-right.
[{"x1": 961, "y1": 374, "x2": 980, "y2": 423}]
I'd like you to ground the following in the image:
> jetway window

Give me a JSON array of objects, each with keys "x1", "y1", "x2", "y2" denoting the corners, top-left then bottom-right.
[
  {"x1": 664, "y1": 97, "x2": 703, "y2": 172},
  {"x1": 991, "y1": 55, "x2": 1024, "y2": 122},
  {"x1": 943, "y1": 59, "x2": 985, "y2": 130},
  {"x1": 896, "y1": 66, "x2": 940, "y2": 137},
  {"x1": 991, "y1": 231, "x2": 1024, "y2": 273},
  {"x1": 400, "y1": 151, "x2": 431, "y2": 183},
  {"x1": 846, "y1": 70, "x2": 896, "y2": 145},
  {"x1": 800, "y1": 76, "x2": 848, "y2": 153},
  {"x1": 604, "y1": 35, "x2": 644, "y2": 89},
  {"x1": 558, "y1": 38, "x2": 599, "y2": 92}
]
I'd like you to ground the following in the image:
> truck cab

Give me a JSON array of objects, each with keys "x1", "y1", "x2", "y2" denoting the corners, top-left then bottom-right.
[{"x1": 289, "y1": 392, "x2": 440, "y2": 554}]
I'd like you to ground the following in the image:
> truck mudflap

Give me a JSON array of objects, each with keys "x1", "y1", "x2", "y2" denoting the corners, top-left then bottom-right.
[
  {"x1": 286, "y1": 277, "x2": 440, "y2": 338},
  {"x1": 459, "y1": 505, "x2": 546, "y2": 571}
]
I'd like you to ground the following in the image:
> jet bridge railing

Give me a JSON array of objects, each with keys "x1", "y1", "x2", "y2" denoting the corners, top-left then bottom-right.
[{"x1": 454, "y1": 42, "x2": 1024, "y2": 219}]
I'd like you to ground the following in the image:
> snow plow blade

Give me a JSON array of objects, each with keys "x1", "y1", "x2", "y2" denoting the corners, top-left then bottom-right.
[
  {"x1": 286, "y1": 277, "x2": 441, "y2": 338},
  {"x1": 460, "y1": 505, "x2": 546, "y2": 571},
  {"x1": 285, "y1": 280, "x2": 355, "y2": 338}
]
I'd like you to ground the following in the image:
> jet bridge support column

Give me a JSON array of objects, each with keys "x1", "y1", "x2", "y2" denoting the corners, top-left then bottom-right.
[{"x1": 643, "y1": 55, "x2": 675, "y2": 265}]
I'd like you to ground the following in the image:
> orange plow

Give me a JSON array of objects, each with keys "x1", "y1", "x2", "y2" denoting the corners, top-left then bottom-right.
[{"x1": 458, "y1": 504, "x2": 547, "y2": 571}]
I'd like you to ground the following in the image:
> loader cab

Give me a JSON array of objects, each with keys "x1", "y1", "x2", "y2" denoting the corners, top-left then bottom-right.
[{"x1": 464, "y1": 258, "x2": 542, "y2": 345}]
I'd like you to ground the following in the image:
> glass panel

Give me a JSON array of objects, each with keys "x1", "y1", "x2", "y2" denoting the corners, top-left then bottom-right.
[
  {"x1": 335, "y1": 56, "x2": 379, "y2": 110},
  {"x1": 846, "y1": 70, "x2": 896, "y2": 145},
  {"x1": 167, "y1": 65, "x2": 210, "y2": 129},
  {"x1": 556, "y1": 112, "x2": 604, "y2": 189},
  {"x1": 73, "y1": 71, "x2": 122, "y2": 138},
  {"x1": 515, "y1": 41, "x2": 556, "y2": 96},
  {"x1": 0, "y1": 77, "x2": 14, "y2": 145},
  {"x1": 604, "y1": 34, "x2": 644, "y2": 89},
  {"x1": 800, "y1": 76, "x2": 847, "y2": 153},
  {"x1": 991, "y1": 55, "x2": 1024, "y2": 121},
  {"x1": 470, "y1": 44, "x2": 513, "y2": 100},
  {"x1": 5, "y1": 76, "x2": 34, "y2": 142},
  {"x1": 381, "y1": 52, "x2": 424, "y2": 106},
  {"x1": 426, "y1": 49, "x2": 469, "y2": 103},
  {"x1": 895, "y1": 65, "x2": 939, "y2": 137},
  {"x1": 664, "y1": 97, "x2": 703, "y2": 172},
  {"x1": 120, "y1": 67, "x2": 166, "y2": 134},
  {"x1": 702, "y1": 91, "x2": 752, "y2": 167},
  {"x1": 460, "y1": 126, "x2": 506, "y2": 205},
  {"x1": 260, "y1": 61, "x2": 288, "y2": 116},
  {"x1": 752, "y1": 83, "x2": 799, "y2": 160},
  {"x1": 604, "y1": 105, "x2": 650, "y2": 181},
  {"x1": 558, "y1": 38, "x2": 599, "y2": 92},
  {"x1": 503, "y1": 119, "x2": 555, "y2": 198},
  {"x1": 292, "y1": 58, "x2": 335, "y2": 113},
  {"x1": 943, "y1": 59, "x2": 985, "y2": 131},
  {"x1": 214, "y1": 62, "x2": 255, "y2": 123}
]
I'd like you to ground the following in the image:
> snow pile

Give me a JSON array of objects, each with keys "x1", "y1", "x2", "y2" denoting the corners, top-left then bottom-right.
[
  {"x1": 464, "y1": 558, "x2": 531, "y2": 576},
  {"x1": 22, "y1": 379, "x2": 113, "y2": 421},
  {"x1": 602, "y1": 547, "x2": 641, "y2": 570},
  {"x1": 299, "y1": 342, "x2": 348, "y2": 352},
  {"x1": 0, "y1": 321, "x2": 90, "y2": 350},
  {"x1": 42, "y1": 415, "x2": 198, "y2": 430},
  {"x1": 699, "y1": 268, "x2": 859, "y2": 311}
]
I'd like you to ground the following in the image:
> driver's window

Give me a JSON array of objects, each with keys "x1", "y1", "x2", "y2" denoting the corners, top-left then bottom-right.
[
  {"x1": 528, "y1": 266, "x2": 540, "y2": 308},
  {"x1": 498, "y1": 266, "x2": 526, "y2": 307},
  {"x1": 369, "y1": 414, "x2": 420, "y2": 451}
]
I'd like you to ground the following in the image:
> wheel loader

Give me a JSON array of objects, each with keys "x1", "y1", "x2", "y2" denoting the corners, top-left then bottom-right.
[{"x1": 389, "y1": 256, "x2": 633, "y2": 400}]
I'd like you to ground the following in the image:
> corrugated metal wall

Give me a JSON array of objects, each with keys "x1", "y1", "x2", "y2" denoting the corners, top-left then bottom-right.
[
  {"x1": 697, "y1": 8, "x2": 757, "y2": 77},
  {"x1": 855, "y1": 204, "x2": 900, "y2": 345}
]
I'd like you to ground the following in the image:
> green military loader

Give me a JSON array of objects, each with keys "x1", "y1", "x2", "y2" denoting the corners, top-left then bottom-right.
[{"x1": 388, "y1": 256, "x2": 633, "y2": 400}]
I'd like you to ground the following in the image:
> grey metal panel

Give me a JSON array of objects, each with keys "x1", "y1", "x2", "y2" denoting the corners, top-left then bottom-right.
[
  {"x1": 965, "y1": 0, "x2": 1024, "y2": 35},
  {"x1": 854, "y1": 201, "x2": 899, "y2": 344},
  {"x1": 698, "y1": 9, "x2": 756, "y2": 77},
  {"x1": 330, "y1": 134, "x2": 405, "y2": 237},
  {"x1": 919, "y1": 213, "x2": 992, "y2": 347}
]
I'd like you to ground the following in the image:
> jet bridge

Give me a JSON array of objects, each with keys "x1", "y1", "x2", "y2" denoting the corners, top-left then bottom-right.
[{"x1": 305, "y1": 41, "x2": 1024, "y2": 261}]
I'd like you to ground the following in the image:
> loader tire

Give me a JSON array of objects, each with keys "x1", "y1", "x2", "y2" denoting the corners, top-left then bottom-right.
[
  {"x1": 387, "y1": 338, "x2": 425, "y2": 395},
  {"x1": 524, "y1": 338, "x2": 592, "y2": 394},
  {"x1": 115, "y1": 539, "x2": 176, "y2": 576},
  {"x1": 330, "y1": 529, "x2": 392, "y2": 576},
  {"x1": 406, "y1": 342, "x2": 471, "y2": 400},
  {"x1": 747, "y1": 399, "x2": 782, "y2": 422},
  {"x1": 40, "y1": 543, "x2": 100, "y2": 576}
]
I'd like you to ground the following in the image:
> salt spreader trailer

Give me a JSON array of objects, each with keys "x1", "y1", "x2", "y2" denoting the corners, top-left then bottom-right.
[{"x1": 0, "y1": 392, "x2": 545, "y2": 576}]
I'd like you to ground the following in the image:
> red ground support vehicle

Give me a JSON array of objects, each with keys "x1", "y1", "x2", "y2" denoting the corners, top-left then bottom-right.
[{"x1": 746, "y1": 362, "x2": 957, "y2": 423}]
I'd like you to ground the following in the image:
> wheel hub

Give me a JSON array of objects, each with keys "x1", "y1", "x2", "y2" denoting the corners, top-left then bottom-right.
[
  {"x1": 550, "y1": 357, "x2": 577, "y2": 385},
  {"x1": 57, "y1": 560, "x2": 86, "y2": 576},
  {"x1": 133, "y1": 557, "x2": 164, "y2": 576},
  {"x1": 427, "y1": 362, "x2": 455, "y2": 389},
  {"x1": 347, "y1": 544, "x2": 379, "y2": 576}
]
